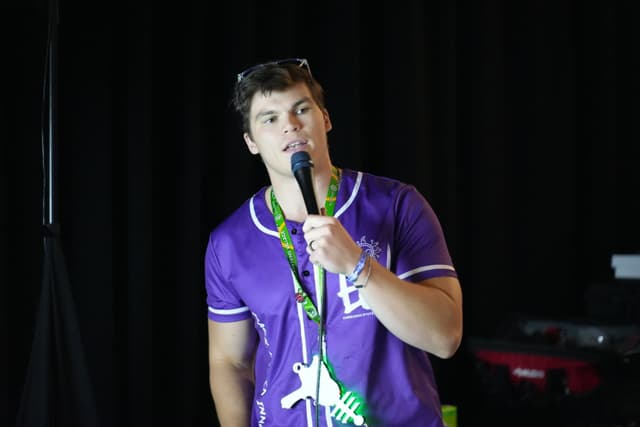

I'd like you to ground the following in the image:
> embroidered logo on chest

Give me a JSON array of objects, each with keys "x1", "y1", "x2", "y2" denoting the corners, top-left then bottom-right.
[{"x1": 357, "y1": 236, "x2": 382, "y2": 259}]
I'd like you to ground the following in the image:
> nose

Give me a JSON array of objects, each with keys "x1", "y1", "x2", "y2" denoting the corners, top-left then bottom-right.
[{"x1": 283, "y1": 113, "x2": 301, "y2": 133}]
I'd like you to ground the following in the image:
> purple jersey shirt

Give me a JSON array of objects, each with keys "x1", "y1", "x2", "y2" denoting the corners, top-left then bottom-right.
[{"x1": 205, "y1": 169, "x2": 457, "y2": 427}]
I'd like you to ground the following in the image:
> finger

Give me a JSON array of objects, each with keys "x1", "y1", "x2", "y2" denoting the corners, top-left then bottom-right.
[
  {"x1": 302, "y1": 215, "x2": 333, "y2": 233},
  {"x1": 306, "y1": 241, "x2": 317, "y2": 256},
  {"x1": 303, "y1": 227, "x2": 320, "y2": 247}
]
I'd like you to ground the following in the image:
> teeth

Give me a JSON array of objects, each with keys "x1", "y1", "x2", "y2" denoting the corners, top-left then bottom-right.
[{"x1": 287, "y1": 142, "x2": 304, "y2": 149}]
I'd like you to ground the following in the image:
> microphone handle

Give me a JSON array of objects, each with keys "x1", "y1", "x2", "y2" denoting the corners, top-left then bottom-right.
[{"x1": 293, "y1": 167, "x2": 320, "y2": 215}]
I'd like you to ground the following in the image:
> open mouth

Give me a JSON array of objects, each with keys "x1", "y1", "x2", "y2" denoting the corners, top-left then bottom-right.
[{"x1": 283, "y1": 140, "x2": 307, "y2": 152}]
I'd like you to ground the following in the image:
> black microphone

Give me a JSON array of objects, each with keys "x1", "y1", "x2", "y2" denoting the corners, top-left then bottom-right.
[{"x1": 291, "y1": 151, "x2": 320, "y2": 215}]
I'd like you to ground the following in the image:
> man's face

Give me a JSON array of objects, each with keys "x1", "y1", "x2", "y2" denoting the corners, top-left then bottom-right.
[{"x1": 243, "y1": 82, "x2": 332, "y2": 181}]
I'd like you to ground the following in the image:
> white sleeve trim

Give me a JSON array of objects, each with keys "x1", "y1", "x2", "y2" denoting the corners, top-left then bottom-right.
[
  {"x1": 398, "y1": 264, "x2": 456, "y2": 280},
  {"x1": 208, "y1": 306, "x2": 250, "y2": 315}
]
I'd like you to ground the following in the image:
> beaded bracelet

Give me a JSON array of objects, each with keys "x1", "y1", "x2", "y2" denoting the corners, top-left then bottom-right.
[{"x1": 346, "y1": 249, "x2": 369, "y2": 283}]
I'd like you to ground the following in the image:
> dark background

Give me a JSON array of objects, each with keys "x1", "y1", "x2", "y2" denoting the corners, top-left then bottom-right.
[{"x1": 4, "y1": 1, "x2": 639, "y2": 426}]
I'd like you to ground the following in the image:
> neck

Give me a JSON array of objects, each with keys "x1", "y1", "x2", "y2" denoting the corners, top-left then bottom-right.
[{"x1": 268, "y1": 164, "x2": 333, "y2": 222}]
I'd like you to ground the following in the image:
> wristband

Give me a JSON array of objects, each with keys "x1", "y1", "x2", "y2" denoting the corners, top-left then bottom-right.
[
  {"x1": 354, "y1": 256, "x2": 372, "y2": 289},
  {"x1": 346, "y1": 249, "x2": 368, "y2": 283}
]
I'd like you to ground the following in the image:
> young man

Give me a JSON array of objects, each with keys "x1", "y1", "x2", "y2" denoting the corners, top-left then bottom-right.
[{"x1": 205, "y1": 58, "x2": 462, "y2": 427}]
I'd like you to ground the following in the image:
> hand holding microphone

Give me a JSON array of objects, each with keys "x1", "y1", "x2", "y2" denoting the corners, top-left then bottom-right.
[{"x1": 291, "y1": 152, "x2": 361, "y2": 276}]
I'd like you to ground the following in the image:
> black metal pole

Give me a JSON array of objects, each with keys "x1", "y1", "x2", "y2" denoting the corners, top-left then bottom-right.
[
  {"x1": 46, "y1": 0, "x2": 59, "y2": 226},
  {"x1": 17, "y1": 1, "x2": 101, "y2": 424}
]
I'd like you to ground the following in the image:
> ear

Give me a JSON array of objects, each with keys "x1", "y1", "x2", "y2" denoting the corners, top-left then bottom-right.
[
  {"x1": 323, "y1": 109, "x2": 333, "y2": 133},
  {"x1": 244, "y1": 132, "x2": 260, "y2": 155}
]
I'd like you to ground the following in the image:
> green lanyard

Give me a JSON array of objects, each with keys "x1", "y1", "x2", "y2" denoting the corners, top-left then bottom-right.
[
  {"x1": 271, "y1": 167, "x2": 367, "y2": 427},
  {"x1": 270, "y1": 166, "x2": 341, "y2": 326}
]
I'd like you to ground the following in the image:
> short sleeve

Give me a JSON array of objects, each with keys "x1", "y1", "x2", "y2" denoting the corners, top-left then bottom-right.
[
  {"x1": 392, "y1": 185, "x2": 457, "y2": 282},
  {"x1": 204, "y1": 231, "x2": 252, "y2": 322}
]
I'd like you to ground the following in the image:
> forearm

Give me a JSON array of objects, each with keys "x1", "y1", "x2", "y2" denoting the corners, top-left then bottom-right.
[
  {"x1": 210, "y1": 362, "x2": 255, "y2": 427},
  {"x1": 300, "y1": 215, "x2": 462, "y2": 357},
  {"x1": 357, "y1": 260, "x2": 462, "y2": 358}
]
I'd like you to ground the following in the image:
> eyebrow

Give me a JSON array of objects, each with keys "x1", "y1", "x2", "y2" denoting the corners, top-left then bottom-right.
[{"x1": 253, "y1": 97, "x2": 312, "y2": 122}]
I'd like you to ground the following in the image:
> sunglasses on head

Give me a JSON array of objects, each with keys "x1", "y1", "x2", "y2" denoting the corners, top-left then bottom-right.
[{"x1": 236, "y1": 58, "x2": 312, "y2": 82}]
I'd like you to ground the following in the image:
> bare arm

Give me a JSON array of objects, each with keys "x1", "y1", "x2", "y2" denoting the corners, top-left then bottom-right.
[
  {"x1": 352, "y1": 267, "x2": 462, "y2": 357},
  {"x1": 208, "y1": 318, "x2": 258, "y2": 427},
  {"x1": 302, "y1": 215, "x2": 462, "y2": 358}
]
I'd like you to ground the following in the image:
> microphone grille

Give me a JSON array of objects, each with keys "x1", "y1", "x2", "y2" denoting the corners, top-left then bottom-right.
[{"x1": 291, "y1": 151, "x2": 314, "y2": 173}]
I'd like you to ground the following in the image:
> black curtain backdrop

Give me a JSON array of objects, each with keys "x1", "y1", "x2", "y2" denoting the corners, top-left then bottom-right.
[{"x1": 4, "y1": 1, "x2": 640, "y2": 426}]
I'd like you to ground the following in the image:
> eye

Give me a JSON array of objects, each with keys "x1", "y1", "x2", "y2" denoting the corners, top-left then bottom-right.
[
  {"x1": 262, "y1": 115, "x2": 276, "y2": 124},
  {"x1": 296, "y1": 106, "x2": 309, "y2": 115}
]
